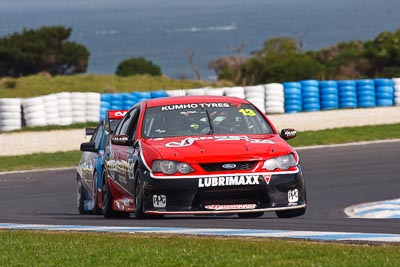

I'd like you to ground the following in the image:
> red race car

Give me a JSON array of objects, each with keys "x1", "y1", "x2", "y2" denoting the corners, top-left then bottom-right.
[{"x1": 103, "y1": 96, "x2": 306, "y2": 219}]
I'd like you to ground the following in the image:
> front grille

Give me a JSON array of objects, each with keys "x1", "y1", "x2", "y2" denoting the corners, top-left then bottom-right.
[
  {"x1": 200, "y1": 161, "x2": 257, "y2": 172},
  {"x1": 201, "y1": 189, "x2": 258, "y2": 205}
]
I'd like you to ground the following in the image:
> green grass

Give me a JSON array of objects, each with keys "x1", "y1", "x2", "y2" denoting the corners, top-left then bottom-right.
[
  {"x1": 0, "y1": 74, "x2": 230, "y2": 98},
  {"x1": 0, "y1": 231, "x2": 399, "y2": 266},
  {"x1": 287, "y1": 123, "x2": 400, "y2": 147},
  {"x1": 0, "y1": 151, "x2": 81, "y2": 172},
  {"x1": 1, "y1": 123, "x2": 399, "y2": 172}
]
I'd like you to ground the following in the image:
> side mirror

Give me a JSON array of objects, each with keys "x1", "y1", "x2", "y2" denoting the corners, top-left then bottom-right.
[
  {"x1": 280, "y1": 128, "x2": 297, "y2": 140},
  {"x1": 80, "y1": 141, "x2": 98, "y2": 152},
  {"x1": 111, "y1": 134, "x2": 133, "y2": 146}
]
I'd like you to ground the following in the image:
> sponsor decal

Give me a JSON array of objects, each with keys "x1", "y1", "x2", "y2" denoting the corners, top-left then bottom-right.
[
  {"x1": 165, "y1": 135, "x2": 274, "y2": 147},
  {"x1": 108, "y1": 110, "x2": 128, "y2": 120},
  {"x1": 205, "y1": 204, "x2": 256, "y2": 210},
  {"x1": 161, "y1": 103, "x2": 230, "y2": 111},
  {"x1": 288, "y1": 189, "x2": 299, "y2": 203},
  {"x1": 198, "y1": 175, "x2": 260, "y2": 188},
  {"x1": 114, "y1": 197, "x2": 134, "y2": 212},
  {"x1": 263, "y1": 174, "x2": 271, "y2": 185},
  {"x1": 153, "y1": 195, "x2": 167, "y2": 208}
]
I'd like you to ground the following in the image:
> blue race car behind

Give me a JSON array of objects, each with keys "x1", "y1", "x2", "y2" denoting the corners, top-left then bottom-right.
[{"x1": 77, "y1": 110, "x2": 127, "y2": 214}]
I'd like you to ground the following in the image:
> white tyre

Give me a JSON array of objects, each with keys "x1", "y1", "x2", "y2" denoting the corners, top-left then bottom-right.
[
  {"x1": 395, "y1": 97, "x2": 400, "y2": 105},
  {"x1": 0, "y1": 112, "x2": 21, "y2": 120},
  {"x1": 24, "y1": 111, "x2": 46, "y2": 120},
  {"x1": 0, "y1": 125, "x2": 21, "y2": 131},
  {"x1": 166, "y1": 90, "x2": 186, "y2": 97},
  {"x1": 0, "y1": 105, "x2": 21, "y2": 113},
  {"x1": 56, "y1": 92, "x2": 71, "y2": 100},
  {"x1": 265, "y1": 83, "x2": 284, "y2": 91},
  {"x1": 86, "y1": 116, "x2": 100, "y2": 122},
  {"x1": 265, "y1": 106, "x2": 285, "y2": 114},
  {"x1": 0, "y1": 119, "x2": 21, "y2": 127},
  {"x1": 0, "y1": 98, "x2": 21, "y2": 106},
  {"x1": 26, "y1": 118, "x2": 47, "y2": 127},
  {"x1": 225, "y1": 86, "x2": 244, "y2": 95},
  {"x1": 245, "y1": 91, "x2": 265, "y2": 99},
  {"x1": 265, "y1": 100, "x2": 284, "y2": 108},
  {"x1": 58, "y1": 117, "x2": 73, "y2": 125},
  {"x1": 266, "y1": 94, "x2": 285, "y2": 102},
  {"x1": 186, "y1": 88, "x2": 206, "y2": 96},
  {"x1": 205, "y1": 88, "x2": 225, "y2": 96},
  {"x1": 22, "y1": 97, "x2": 43, "y2": 108},
  {"x1": 392, "y1": 78, "x2": 400, "y2": 85},
  {"x1": 394, "y1": 91, "x2": 400, "y2": 97}
]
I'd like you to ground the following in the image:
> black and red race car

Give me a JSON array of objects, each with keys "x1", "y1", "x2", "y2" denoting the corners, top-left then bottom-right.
[{"x1": 102, "y1": 96, "x2": 306, "y2": 218}]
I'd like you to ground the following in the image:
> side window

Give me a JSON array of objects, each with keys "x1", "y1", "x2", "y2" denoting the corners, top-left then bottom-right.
[
  {"x1": 90, "y1": 123, "x2": 104, "y2": 150},
  {"x1": 114, "y1": 108, "x2": 140, "y2": 138}
]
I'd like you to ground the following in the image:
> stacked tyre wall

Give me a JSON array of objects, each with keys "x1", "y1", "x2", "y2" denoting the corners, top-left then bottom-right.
[{"x1": 0, "y1": 78, "x2": 399, "y2": 132}]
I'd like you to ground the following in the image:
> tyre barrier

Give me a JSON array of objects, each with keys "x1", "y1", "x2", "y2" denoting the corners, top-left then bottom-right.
[
  {"x1": 283, "y1": 82, "x2": 302, "y2": 113},
  {"x1": 319, "y1": 80, "x2": 338, "y2": 110},
  {"x1": 0, "y1": 98, "x2": 22, "y2": 131},
  {"x1": 265, "y1": 83, "x2": 285, "y2": 114},
  {"x1": 375, "y1": 79, "x2": 394, "y2": 107},
  {"x1": 339, "y1": 80, "x2": 357, "y2": 109},
  {"x1": 356, "y1": 79, "x2": 374, "y2": 108},
  {"x1": 300, "y1": 80, "x2": 320, "y2": 112},
  {"x1": 393, "y1": 78, "x2": 400, "y2": 106},
  {"x1": 1, "y1": 77, "x2": 399, "y2": 132}
]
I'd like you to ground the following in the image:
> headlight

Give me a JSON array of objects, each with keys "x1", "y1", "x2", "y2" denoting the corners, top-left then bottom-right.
[
  {"x1": 262, "y1": 154, "x2": 296, "y2": 170},
  {"x1": 152, "y1": 160, "x2": 194, "y2": 174}
]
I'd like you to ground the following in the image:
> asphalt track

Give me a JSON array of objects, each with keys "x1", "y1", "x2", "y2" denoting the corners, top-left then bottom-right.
[{"x1": 0, "y1": 141, "x2": 399, "y2": 235}]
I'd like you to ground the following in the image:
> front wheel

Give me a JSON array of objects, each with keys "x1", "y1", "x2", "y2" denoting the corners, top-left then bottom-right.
[
  {"x1": 275, "y1": 207, "x2": 306, "y2": 218},
  {"x1": 134, "y1": 170, "x2": 146, "y2": 219},
  {"x1": 101, "y1": 171, "x2": 130, "y2": 218}
]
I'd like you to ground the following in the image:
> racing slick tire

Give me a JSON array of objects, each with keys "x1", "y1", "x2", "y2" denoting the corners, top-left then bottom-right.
[
  {"x1": 238, "y1": 212, "x2": 264, "y2": 218},
  {"x1": 134, "y1": 170, "x2": 163, "y2": 219},
  {"x1": 92, "y1": 172, "x2": 102, "y2": 215},
  {"x1": 77, "y1": 179, "x2": 90, "y2": 215},
  {"x1": 275, "y1": 207, "x2": 306, "y2": 218},
  {"x1": 134, "y1": 170, "x2": 147, "y2": 219},
  {"x1": 102, "y1": 170, "x2": 130, "y2": 219}
]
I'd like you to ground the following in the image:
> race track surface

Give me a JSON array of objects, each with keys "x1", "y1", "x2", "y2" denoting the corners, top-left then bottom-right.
[{"x1": 1, "y1": 141, "x2": 399, "y2": 234}]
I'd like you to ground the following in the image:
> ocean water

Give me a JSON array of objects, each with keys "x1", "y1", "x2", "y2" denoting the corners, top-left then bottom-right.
[{"x1": 1, "y1": 0, "x2": 400, "y2": 80}]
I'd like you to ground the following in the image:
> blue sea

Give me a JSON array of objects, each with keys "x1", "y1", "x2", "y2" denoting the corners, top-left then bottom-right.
[{"x1": 1, "y1": 0, "x2": 400, "y2": 80}]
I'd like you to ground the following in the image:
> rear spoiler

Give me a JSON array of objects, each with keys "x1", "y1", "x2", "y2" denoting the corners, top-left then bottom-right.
[
  {"x1": 85, "y1": 127, "x2": 96, "y2": 136},
  {"x1": 105, "y1": 110, "x2": 128, "y2": 133}
]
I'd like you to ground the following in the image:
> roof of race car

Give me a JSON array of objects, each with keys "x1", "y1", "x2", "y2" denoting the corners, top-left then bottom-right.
[{"x1": 144, "y1": 96, "x2": 249, "y2": 108}]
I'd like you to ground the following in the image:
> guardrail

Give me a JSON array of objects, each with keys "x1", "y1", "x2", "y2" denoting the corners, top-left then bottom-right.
[{"x1": 1, "y1": 78, "x2": 399, "y2": 131}]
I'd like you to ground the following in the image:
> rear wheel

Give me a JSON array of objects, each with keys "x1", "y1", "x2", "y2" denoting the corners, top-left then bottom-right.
[
  {"x1": 77, "y1": 179, "x2": 89, "y2": 215},
  {"x1": 238, "y1": 212, "x2": 264, "y2": 218},
  {"x1": 92, "y1": 172, "x2": 102, "y2": 215},
  {"x1": 275, "y1": 207, "x2": 306, "y2": 218}
]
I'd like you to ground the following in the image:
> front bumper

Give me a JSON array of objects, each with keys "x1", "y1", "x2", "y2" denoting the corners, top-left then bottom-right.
[{"x1": 141, "y1": 167, "x2": 306, "y2": 215}]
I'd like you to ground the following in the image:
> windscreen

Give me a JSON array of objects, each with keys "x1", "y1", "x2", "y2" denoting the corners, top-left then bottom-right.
[{"x1": 142, "y1": 102, "x2": 274, "y2": 138}]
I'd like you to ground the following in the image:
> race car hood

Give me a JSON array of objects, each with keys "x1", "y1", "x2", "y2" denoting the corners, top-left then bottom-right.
[{"x1": 140, "y1": 135, "x2": 295, "y2": 164}]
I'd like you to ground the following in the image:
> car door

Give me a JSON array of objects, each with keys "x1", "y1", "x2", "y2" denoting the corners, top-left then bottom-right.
[
  {"x1": 108, "y1": 107, "x2": 140, "y2": 194},
  {"x1": 81, "y1": 123, "x2": 104, "y2": 194}
]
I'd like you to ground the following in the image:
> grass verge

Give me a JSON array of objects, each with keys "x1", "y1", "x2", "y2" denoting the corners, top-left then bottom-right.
[
  {"x1": 0, "y1": 74, "x2": 229, "y2": 98},
  {"x1": 0, "y1": 231, "x2": 399, "y2": 266},
  {"x1": 0, "y1": 123, "x2": 399, "y2": 172}
]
